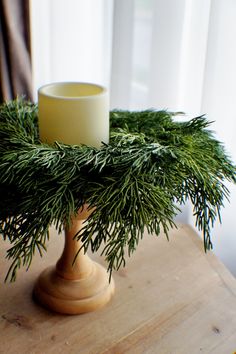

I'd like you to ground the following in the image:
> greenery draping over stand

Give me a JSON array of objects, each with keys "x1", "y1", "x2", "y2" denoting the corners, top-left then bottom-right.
[{"x1": 0, "y1": 99, "x2": 235, "y2": 281}]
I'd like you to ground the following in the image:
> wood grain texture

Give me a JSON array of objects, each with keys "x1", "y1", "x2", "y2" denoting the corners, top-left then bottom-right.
[{"x1": 0, "y1": 224, "x2": 236, "y2": 354}]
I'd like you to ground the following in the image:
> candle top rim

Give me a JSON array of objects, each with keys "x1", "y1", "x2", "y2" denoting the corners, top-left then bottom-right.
[{"x1": 38, "y1": 82, "x2": 107, "y2": 100}]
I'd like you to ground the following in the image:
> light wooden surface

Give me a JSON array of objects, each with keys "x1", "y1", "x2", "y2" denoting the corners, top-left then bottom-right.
[{"x1": 0, "y1": 224, "x2": 236, "y2": 354}]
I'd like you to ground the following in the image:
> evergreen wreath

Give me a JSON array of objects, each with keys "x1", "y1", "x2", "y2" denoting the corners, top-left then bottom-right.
[{"x1": 0, "y1": 99, "x2": 235, "y2": 282}]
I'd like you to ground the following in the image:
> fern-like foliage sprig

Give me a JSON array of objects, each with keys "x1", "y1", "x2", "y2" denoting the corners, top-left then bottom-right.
[{"x1": 0, "y1": 99, "x2": 235, "y2": 281}]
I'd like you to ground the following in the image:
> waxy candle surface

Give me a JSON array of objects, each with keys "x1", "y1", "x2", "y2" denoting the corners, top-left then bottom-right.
[{"x1": 38, "y1": 82, "x2": 109, "y2": 148}]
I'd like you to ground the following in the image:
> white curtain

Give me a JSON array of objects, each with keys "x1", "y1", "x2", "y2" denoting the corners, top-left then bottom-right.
[
  {"x1": 110, "y1": 0, "x2": 212, "y2": 113},
  {"x1": 30, "y1": 0, "x2": 236, "y2": 276},
  {"x1": 30, "y1": 0, "x2": 114, "y2": 98}
]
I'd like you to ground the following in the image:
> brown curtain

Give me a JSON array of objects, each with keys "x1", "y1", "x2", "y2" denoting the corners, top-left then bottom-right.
[{"x1": 0, "y1": 0, "x2": 33, "y2": 102}]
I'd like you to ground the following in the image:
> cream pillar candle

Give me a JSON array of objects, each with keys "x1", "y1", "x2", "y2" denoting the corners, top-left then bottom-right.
[{"x1": 38, "y1": 82, "x2": 109, "y2": 148}]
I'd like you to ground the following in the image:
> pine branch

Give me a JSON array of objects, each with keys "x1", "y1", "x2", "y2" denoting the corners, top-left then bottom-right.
[{"x1": 0, "y1": 99, "x2": 235, "y2": 281}]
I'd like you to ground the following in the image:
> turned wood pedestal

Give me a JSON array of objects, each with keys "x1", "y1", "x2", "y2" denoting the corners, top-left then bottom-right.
[{"x1": 33, "y1": 207, "x2": 114, "y2": 314}]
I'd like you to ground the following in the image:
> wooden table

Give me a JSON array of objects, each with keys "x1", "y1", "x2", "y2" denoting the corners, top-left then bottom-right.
[{"x1": 0, "y1": 224, "x2": 236, "y2": 354}]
